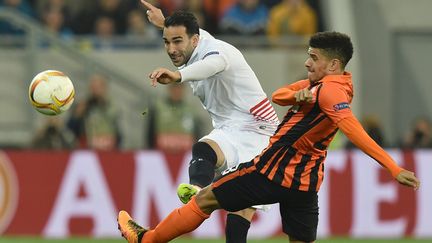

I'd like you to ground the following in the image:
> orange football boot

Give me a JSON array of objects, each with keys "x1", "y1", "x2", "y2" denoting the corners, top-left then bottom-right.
[{"x1": 117, "y1": 210, "x2": 147, "y2": 243}]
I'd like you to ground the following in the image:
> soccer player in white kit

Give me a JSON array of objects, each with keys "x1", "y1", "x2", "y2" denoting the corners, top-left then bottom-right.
[{"x1": 136, "y1": 2, "x2": 279, "y2": 242}]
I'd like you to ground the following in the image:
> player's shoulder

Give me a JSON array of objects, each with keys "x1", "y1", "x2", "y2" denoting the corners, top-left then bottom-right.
[
  {"x1": 199, "y1": 29, "x2": 215, "y2": 39},
  {"x1": 319, "y1": 81, "x2": 341, "y2": 89},
  {"x1": 319, "y1": 77, "x2": 348, "y2": 89},
  {"x1": 197, "y1": 38, "x2": 230, "y2": 58},
  {"x1": 318, "y1": 81, "x2": 347, "y2": 98},
  {"x1": 200, "y1": 36, "x2": 228, "y2": 49}
]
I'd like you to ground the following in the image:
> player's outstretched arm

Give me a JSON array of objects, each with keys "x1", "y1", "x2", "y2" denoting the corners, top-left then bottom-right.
[
  {"x1": 179, "y1": 55, "x2": 227, "y2": 82},
  {"x1": 149, "y1": 68, "x2": 181, "y2": 86},
  {"x1": 141, "y1": 0, "x2": 165, "y2": 29},
  {"x1": 338, "y1": 116, "x2": 420, "y2": 190},
  {"x1": 141, "y1": 0, "x2": 215, "y2": 40}
]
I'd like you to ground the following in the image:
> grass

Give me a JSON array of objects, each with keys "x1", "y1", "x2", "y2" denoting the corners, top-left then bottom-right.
[{"x1": 0, "y1": 237, "x2": 430, "y2": 243}]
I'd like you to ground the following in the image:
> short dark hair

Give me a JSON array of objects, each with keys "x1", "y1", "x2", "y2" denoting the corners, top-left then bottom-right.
[
  {"x1": 164, "y1": 11, "x2": 200, "y2": 37},
  {"x1": 309, "y1": 31, "x2": 353, "y2": 68}
]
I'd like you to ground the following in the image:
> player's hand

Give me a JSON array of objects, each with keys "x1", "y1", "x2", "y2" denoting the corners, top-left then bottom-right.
[
  {"x1": 149, "y1": 68, "x2": 181, "y2": 86},
  {"x1": 396, "y1": 170, "x2": 420, "y2": 190},
  {"x1": 294, "y1": 88, "x2": 313, "y2": 103},
  {"x1": 141, "y1": 0, "x2": 165, "y2": 29}
]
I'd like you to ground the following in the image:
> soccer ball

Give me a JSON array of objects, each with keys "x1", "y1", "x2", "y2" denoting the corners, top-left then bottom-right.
[{"x1": 28, "y1": 70, "x2": 75, "y2": 116}]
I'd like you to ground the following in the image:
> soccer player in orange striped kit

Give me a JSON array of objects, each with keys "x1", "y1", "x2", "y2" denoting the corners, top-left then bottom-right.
[{"x1": 118, "y1": 31, "x2": 420, "y2": 243}]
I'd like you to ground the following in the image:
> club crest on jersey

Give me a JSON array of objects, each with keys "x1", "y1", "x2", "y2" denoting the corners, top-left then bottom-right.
[{"x1": 333, "y1": 102, "x2": 350, "y2": 111}]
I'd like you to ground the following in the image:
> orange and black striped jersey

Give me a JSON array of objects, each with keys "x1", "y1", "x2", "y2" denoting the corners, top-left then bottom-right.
[{"x1": 253, "y1": 72, "x2": 402, "y2": 192}]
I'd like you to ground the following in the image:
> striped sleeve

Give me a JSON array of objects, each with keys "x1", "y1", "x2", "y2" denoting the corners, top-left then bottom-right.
[{"x1": 250, "y1": 98, "x2": 279, "y2": 123}]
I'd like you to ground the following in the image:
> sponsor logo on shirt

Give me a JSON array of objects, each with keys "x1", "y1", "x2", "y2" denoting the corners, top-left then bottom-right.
[{"x1": 333, "y1": 102, "x2": 350, "y2": 111}]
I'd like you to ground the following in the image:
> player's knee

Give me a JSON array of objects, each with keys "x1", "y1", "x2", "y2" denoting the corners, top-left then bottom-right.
[
  {"x1": 191, "y1": 142, "x2": 217, "y2": 163},
  {"x1": 230, "y1": 208, "x2": 256, "y2": 222},
  {"x1": 196, "y1": 186, "x2": 220, "y2": 214},
  {"x1": 189, "y1": 142, "x2": 218, "y2": 187}
]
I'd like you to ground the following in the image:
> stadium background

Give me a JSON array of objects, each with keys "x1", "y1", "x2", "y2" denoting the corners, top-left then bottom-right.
[{"x1": 0, "y1": 0, "x2": 431, "y2": 242}]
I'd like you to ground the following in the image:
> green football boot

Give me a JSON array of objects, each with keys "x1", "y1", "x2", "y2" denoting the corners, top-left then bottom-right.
[{"x1": 177, "y1": 183, "x2": 200, "y2": 204}]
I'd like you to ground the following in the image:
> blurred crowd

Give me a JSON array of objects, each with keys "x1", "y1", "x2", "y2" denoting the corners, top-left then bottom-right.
[
  {"x1": 331, "y1": 115, "x2": 432, "y2": 151},
  {"x1": 2, "y1": 0, "x2": 431, "y2": 151},
  {"x1": 0, "y1": 0, "x2": 323, "y2": 44},
  {"x1": 31, "y1": 73, "x2": 205, "y2": 152},
  {"x1": 29, "y1": 73, "x2": 432, "y2": 151}
]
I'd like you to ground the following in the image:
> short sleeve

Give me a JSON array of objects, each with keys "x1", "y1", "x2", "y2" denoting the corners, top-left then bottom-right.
[{"x1": 318, "y1": 83, "x2": 354, "y2": 124}]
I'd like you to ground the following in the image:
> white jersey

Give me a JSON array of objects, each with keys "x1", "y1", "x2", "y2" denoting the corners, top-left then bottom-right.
[{"x1": 179, "y1": 29, "x2": 279, "y2": 135}]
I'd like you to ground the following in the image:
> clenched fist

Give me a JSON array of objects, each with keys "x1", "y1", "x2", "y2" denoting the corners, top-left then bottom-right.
[{"x1": 294, "y1": 88, "x2": 313, "y2": 103}]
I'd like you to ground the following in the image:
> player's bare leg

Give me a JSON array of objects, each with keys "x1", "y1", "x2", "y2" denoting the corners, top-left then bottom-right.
[
  {"x1": 177, "y1": 138, "x2": 254, "y2": 243},
  {"x1": 177, "y1": 187, "x2": 256, "y2": 243},
  {"x1": 118, "y1": 186, "x2": 218, "y2": 243}
]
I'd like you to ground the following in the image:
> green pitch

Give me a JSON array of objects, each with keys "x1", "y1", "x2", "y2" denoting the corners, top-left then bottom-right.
[{"x1": 0, "y1": 237, "x2": 430, "y2": 243}]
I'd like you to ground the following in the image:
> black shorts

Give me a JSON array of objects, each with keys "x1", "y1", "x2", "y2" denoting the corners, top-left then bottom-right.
[{"x1": 212, "y1": 162, "x2": 318, "y2": 242}]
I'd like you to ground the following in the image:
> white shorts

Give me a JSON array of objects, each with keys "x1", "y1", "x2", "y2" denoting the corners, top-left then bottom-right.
[
  {"x1": 200, "y1": 127, "x2": 272, "y2": 211},
  {"x1": 200, "y1": 127, "x2": 270, "y2": 169}
]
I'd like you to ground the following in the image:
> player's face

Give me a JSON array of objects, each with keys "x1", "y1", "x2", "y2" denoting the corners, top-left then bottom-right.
[
  {"x1": 304, "y1": 47, "x2": 333, "y2": 83},
  {"x1": 163, "y1": 26, "x2": 199, "y2": 67}
]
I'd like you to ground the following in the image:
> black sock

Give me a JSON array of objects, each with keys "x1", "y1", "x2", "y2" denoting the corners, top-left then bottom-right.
[
  {"x1": 188, "y1": 142, "x2": 217, "y2": 187},
  {"x1": 225, "y1": 214, "x2": 251, "y2": 243}
]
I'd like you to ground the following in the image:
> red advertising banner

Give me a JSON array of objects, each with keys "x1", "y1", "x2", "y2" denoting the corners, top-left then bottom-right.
[{"x1": 0, "y1": 150, "x2": 431, "y2": 238}]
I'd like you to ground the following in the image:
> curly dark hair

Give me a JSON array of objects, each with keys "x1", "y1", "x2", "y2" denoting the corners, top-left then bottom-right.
[
  {"x1": 309, "y1": 32, "x2": 353, "y2": 68},
  {"x1": 164, "y1": 11, "x2": 200, "y2": 37}
]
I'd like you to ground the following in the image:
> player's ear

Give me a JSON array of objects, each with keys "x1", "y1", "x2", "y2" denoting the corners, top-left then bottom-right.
[
  {"x1": 329, "y1": 59, "x2": 340, "y2": 72},
  {"x1": 191, "y1": 34, "x2": 199, "y2": 48}
]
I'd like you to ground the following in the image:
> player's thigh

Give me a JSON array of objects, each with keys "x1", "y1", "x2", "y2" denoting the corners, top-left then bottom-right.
[
  {"x1": 211, "y1": 164, "x2": 280, "y2": 212},
  {"x1": 199, "y1": 129, "x2": 233, "y2": 168},
  {"x1": 279, "y1": 190, "x2": 319, "y2": 243},
  {"x1": 201, "y1": 128, "x2": 270, "y2": 170},
  {"x1": 226, "y1": 129, "x2": 270, "y2": 166},
  {"x1": 195, "y1": 186, "x2": 221, "y2": 214}
]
